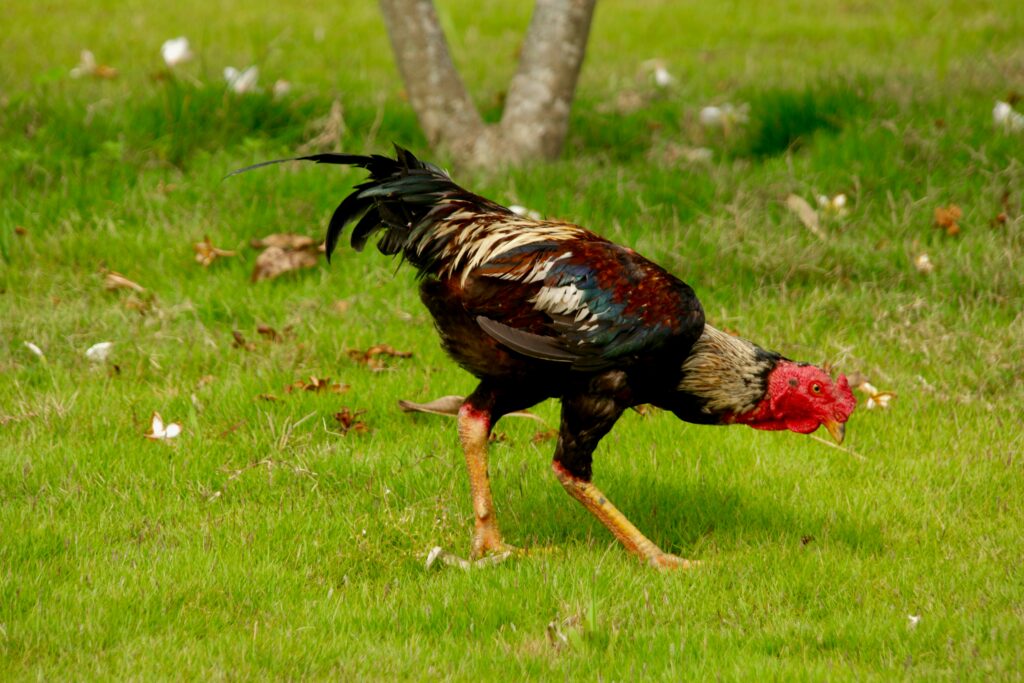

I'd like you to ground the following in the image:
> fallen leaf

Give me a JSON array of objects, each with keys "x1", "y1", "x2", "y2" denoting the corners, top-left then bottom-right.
[
  {"x1": 103, "y1": 271, "x2": 145, "y2": 293},
  {"x1": 145, "y1": 412, "x2": 182, "y2": 440},
  {"x1": 251, "y1": 245, "x2": 319, "y2": 282},
  {"x1": 785, "y1": 194, "x2": 826, "y2": 240},
  {"x1": 934, "y1": 204, "x2": 962, "y2": 236},
  {"x1": 286, "y1": 376, "x2": 349, "y2": 394},
  {"x1": 123, "y1": 295, "x2": 151, "y2": 312},
  {"x1": 193, "y1": 236, "x2": 237, "y2": 266},
  {"x1": 250, "y1": 234, "x2": 318, "y2": 250},
  {"x1": 70, "y1": 49, "x2": 118, "y2": 79},
  {"x1": 347, "y1": 344, "x2": 413, "y2": 371},
  {"x1": 14, "y1": 226, "x2": 27, "y2": 236},
  {"x1": 801, "y1": 535, "x2": 815, "y2": 546},
  {"x1": 332, "y1": 300, "x2": 351, "y2": 315},
  {"x1": 532, "y1": 429, "x2": 558, "y2": 444},
  {"x1": 231, "y1": 330, "x2": 256, "y2": 351},
  {"x1": 217, "y1": 420, "x2": 246, "y2": 439},
  {"x1": 256, "y1": 393, "x2": 278, "y2": 402},
  {"x1": 256, "y1": 324, "x2": 282, "y2": 342},
  {"x1": 332, "y1": 407, "x2": 368, "y2": 435}
]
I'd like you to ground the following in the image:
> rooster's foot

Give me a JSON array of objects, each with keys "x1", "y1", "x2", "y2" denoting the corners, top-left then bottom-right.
[{"x1": 648, "y1": 553, "x2": 700, "y2": 570}]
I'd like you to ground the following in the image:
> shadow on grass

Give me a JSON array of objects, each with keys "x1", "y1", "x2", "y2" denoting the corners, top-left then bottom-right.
[{"x1": 526, "y1": 471, "x2": 884, "y2": 558}]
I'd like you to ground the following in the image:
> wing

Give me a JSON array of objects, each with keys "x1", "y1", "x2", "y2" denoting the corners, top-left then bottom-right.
[{"x1": 469, "y1": 239, "x2": 705, "y2": 371}]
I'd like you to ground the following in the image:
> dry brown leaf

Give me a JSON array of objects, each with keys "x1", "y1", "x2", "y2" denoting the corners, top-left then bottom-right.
[
  {"x1": 285, "y1": 376, "x2": 349, "y2": 394},
  {"x1": 250, "y1": 234, "x2": 318, "y2": 250},
  {"x1": 934, "y1": 205, "x2": 963, "y2": 236},
  {"x1": 256, "y1": 324, "x2": 282, "y2": 342},
  {"x1": 14, "y1": 226, "x2": 27, "y2": 236},
  {"x1": 231, "y1": 330, "x2": 256, "y2": 351},
  {"x1": 194, "y1": 236, "x2": 237, "y2": 266},
  {"x1": 251, "y1": 246, "x2": 319, "y2": 282},
  {"x1": 256, "y1": 393, "x2": 278, "y2": 402},
  {"x1": 333, "y1": 407, "x2": 368, "y2": 435},
  {"x1": 785, "y1": 194, "x2": 826, "y2": 240},
  {"x1": 532, "y1": 429, "x2": 558, "y2": 444},
  {"x1": 103, "y1": 271, "x2": 145, "y2": 293},
  {"x1": 348, "y1": 344, "x2": 413, "y2": 371}
]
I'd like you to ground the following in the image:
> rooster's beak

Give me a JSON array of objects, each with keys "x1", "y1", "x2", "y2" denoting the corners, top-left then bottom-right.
[{"x1": 823, "y1": 419, "x2": 846, "y2": 444}]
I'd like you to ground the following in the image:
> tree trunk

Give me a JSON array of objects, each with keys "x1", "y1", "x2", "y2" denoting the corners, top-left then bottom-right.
[{"x1": 378, "y1": 0, "x2": 597, "y2": 168}]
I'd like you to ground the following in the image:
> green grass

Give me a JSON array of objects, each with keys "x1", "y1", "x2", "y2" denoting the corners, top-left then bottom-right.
[{"x1": 2, "y1": 0, "x2": 1024, "y2": 679}]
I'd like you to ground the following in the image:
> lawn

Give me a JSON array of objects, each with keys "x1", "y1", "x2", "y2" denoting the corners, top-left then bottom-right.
[{"x1": 2, "y1": 0, "x2": 1023, "y2": 679}]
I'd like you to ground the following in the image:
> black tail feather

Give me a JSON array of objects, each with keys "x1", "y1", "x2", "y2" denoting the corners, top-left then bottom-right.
[{"x1": 228, "y1": 144, "x2": 495, "y2": 267}]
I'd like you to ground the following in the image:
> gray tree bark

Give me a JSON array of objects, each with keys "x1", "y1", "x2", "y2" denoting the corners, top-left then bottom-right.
[{"x1": 378, "y1": 0, "x2": 597, "y2": 167}]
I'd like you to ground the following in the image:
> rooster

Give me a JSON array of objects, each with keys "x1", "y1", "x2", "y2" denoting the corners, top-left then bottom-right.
[{"x1": 232, "y1": 146, "x2": 856, "y2": 568}]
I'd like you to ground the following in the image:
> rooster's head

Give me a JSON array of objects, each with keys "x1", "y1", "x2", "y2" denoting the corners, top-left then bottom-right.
[{"x1": 735, "y1": 361, "x2": 857, "y2": 443}]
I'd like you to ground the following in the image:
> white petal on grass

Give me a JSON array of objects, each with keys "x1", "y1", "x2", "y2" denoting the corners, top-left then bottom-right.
[
  {"x1": 993, "y1": 101, "x2": 1024, "y2": 133},
  {"x1": 23, "y1": 341, "x2": 44, "y2": 358},
  {"x1": 908, "y1": 614, "x2": 921, "y2": 629},
  {"x1": 914, "y1": 253, "x2": 934, "y2": 274},
  {"x1": 69, "y1": 49, "x2": 97, "y2": 78},
  {"x1": 161, "y1": 37, "x2": 193, "y2": 67},
  {"x1": 653, "y1": 66, "x2": 674, "y2": 87},
  {"x1": 145, "y1": 412, "x2": 183, "y2": 440},
  {"x1": 816, "y1": 193, "x2": 849, "y2": 218},
  {"x1": 85, "y1": 341, "x2": 113, "y2": 362},
  {"x1": 224, "y1": 66, "x2": 259, "y2": 94},
  {"x1": 699, "y1": 106, "x2": 723, "y2": 128},
  {"x1": 272, "y1": 79, "x2": 292, "y2": 98}
]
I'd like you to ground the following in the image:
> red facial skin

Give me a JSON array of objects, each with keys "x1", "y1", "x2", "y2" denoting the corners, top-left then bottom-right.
[{"x1": 729, "y1": 361, "x2": 857, "y2": 435}]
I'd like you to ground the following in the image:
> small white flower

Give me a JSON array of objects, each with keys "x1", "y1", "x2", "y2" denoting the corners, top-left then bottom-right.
[
  {"x1": 509, "y1": 205, "x2": 543, "y2": 221},
  {"x1": 993, "y1": 101, "x2": 1024, "y2": 132},
  {"x1": 272, "y1": 79, "x2": 292, "y2": 98},
  {"x1": 145, "y1": 412, "x2": 182, "y2": 440},
  {"x1": 224, "y1": 66, "x2": 259, "y2": 94},
  {"x1": 816, "y1": 193, "x2": 849, "y2": 218},
  {"x1": 857, "y1": 381, "x2": 896, "y2": 410},
  {"x1": 85, "y1": 341, "x2": 113, "y2": 363},
  {"x1": 69, "y1": 49, "x2": 97, "y2": 78},
  {"x1": 699, "y1": 106, "x2": 723, "y2": 127},
  {"x1": 913, "y1": 253, "x2": 934, "y2": 274},
  {"x1": 653, "y1": 66, "x2": 674, "y2": 88},
  {"x1": 700, "y1": 102, "x2": 749, "y2": 130},
  {"x1": 23, "y1": 341, "x2": 44, "y2": 358},
  {"x1": 161, "y1": 37, "x2": 193, "y2": 67},
  {"x1": 908, "y1": 614, "x2": 921, "y2": 628}
]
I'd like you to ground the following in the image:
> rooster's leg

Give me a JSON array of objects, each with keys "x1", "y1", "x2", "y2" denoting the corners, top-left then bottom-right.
[
  {"x1": 458, "y1": 390, "x2": 510, "y2": 558},
  {"x1": 553, "y1": 392, "x2": 697, "y2": 569}
]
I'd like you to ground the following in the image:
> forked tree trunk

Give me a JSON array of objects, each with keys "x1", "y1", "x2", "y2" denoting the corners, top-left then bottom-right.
[{"x1": 379, "y1": 0, "x2": 597, "y2": 167}]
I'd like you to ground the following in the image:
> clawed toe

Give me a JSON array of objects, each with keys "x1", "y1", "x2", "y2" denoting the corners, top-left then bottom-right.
[{"x1": 648, "y1": 553, "x2": 700, "y2": 570}]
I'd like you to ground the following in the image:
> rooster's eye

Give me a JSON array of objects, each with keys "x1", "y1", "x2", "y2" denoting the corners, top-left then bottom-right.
[{"x1": 811, "y1": 383, "x2": 821, "y2": 393}]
